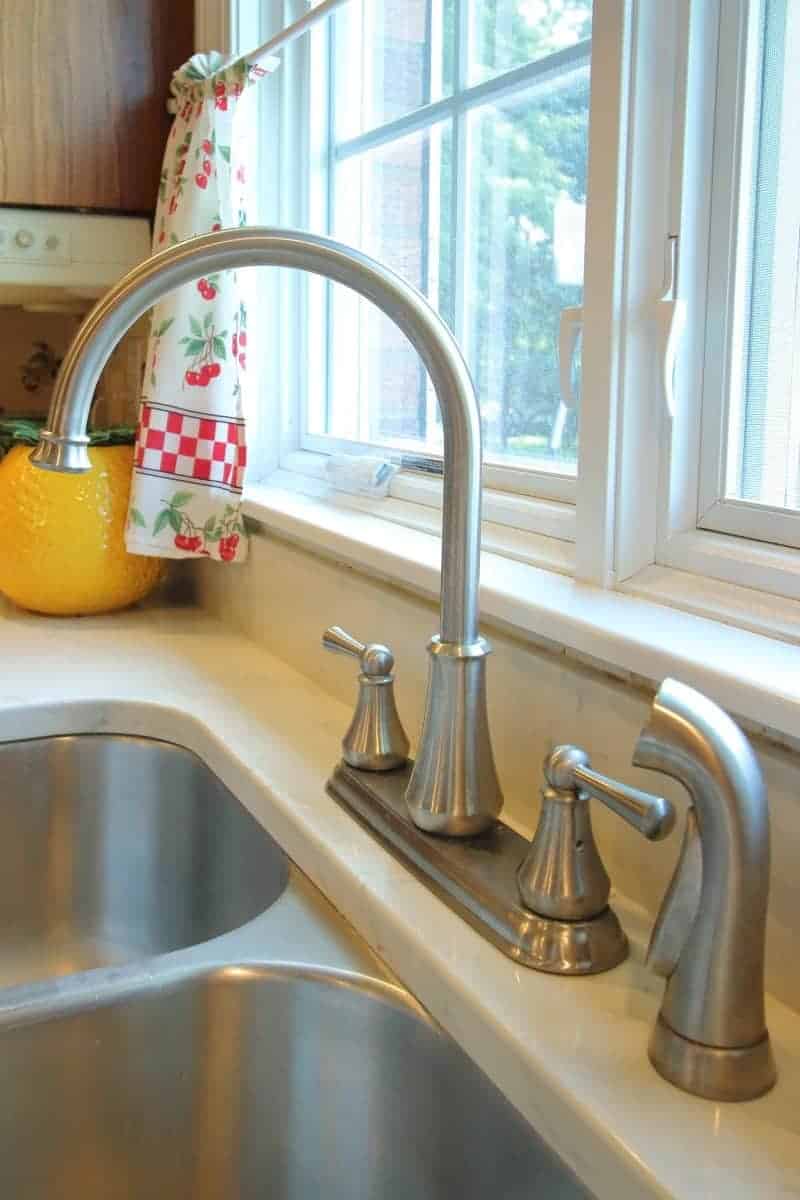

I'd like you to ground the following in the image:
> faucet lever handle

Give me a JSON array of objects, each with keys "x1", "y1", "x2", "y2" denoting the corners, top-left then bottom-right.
[
  {"x1": 322, "y1": 626, "x2": 408, "y2": 771},
  {"x1": 323, "y1": 626, "x2": 395, "y2": 677},
  {"x1": 545, "y1": 746, "x2": 675, "y2": 841},
  {"x1": 323, "y1": 625, "x2": 367, "y2": 660}
]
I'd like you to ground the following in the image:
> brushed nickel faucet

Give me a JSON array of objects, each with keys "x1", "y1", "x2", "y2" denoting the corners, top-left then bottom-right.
[
  {"x1": 322, "y1": 625, "x2": 409, "y2": 771},
  {"x1": 30, "y1": 227, "x2": 503, "y2": 836},
  {"x1": 328, "y1": 670, "x2": 776, "y2": 1101},
  {"x1": 33, "y1": 229, "x2": 775, "y2": 1104},
  {"x1": 635, "y1": 678, "x2": 776, "y2": 1101},
  {"x1": 516, "y1": 744, "x2": 675, "y2": 975}
]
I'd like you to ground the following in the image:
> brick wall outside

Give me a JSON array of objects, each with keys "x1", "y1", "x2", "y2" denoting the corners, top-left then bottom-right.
[{"x1": 362, "y1": 0, "x2": 431, "y2": 443}]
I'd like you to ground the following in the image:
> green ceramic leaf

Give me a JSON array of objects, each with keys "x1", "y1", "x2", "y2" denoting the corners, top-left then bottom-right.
[
  {"x1": 89, "y1": 425, "x2": 137, "y2": 445},
  {"x1": 129, "y1": 507, "x2": 147, "y2": 528},
  {"x1": 0, "y1": 417, "x2": 135, "y2": 456},
  {"x1": 213, "y1": 337, "x2": 226, "y2": 359}
]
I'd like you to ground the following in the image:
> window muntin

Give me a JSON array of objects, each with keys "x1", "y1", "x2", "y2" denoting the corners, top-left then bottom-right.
[{"x1": 304, "y1": 0, "x2": 592, "y2": 489}]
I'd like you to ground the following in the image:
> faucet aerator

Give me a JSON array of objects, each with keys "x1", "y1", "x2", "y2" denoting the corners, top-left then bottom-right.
[{"x1": 30, "y1": 434, "x2": 92, "y2": 474}]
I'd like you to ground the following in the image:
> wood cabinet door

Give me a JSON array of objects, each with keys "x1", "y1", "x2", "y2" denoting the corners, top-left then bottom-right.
[{"x1": 0, "y1": 0, "x2": 193, "y2": 212}]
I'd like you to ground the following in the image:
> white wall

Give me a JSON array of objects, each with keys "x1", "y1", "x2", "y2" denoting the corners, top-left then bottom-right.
[{"x1": 195, "y1": 527, "x2": 800, "y2": 1013}]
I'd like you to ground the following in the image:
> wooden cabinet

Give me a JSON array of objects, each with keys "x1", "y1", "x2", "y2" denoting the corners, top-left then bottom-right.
[{"x1": 0, "y1": 0, "x2": 194, "y2": 213}]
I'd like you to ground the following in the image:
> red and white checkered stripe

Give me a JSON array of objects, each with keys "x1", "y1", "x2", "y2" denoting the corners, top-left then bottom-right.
[{"x1": 134, "y1": 403, "x2": 247, "y2": 491}]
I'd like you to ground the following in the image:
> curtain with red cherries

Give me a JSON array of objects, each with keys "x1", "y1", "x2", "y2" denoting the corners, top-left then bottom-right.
[{"x1": 125, "y1": 51, "x2": 277, "y2": 563}]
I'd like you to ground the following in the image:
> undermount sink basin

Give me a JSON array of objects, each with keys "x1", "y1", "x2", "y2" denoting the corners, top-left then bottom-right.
[
  {"x1": 0, "y1": 729, "x2": 594, "y2": 1198},
  {"x1": 0, "y1": 963, "x2": 592, "y2": 1199},
  {"x1": 0, "y1": 735, "x2": 288, "y2": 986}
]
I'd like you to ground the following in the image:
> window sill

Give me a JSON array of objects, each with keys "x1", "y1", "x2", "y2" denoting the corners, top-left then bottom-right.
[
  {"x1": 282, "y1": 449, "x2": 577, "y2": 543},
  {"x1": 243, "y1": 475, "x2": 800, "y2": 749}
]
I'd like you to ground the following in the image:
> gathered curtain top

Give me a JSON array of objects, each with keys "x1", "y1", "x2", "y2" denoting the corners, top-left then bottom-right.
[{"x1": 169, "y1": 51, "x2": 279, "y2": 105}]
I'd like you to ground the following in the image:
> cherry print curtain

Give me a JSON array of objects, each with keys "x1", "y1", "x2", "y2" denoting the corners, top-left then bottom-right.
[{"x1": 125, "y1": 51, "x2": 278, "y2": 563}]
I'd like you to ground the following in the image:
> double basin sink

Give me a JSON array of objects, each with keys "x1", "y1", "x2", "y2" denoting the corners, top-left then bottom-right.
[{"x1": 0, "y1": 733, "x2": 591, "y2": 1198}]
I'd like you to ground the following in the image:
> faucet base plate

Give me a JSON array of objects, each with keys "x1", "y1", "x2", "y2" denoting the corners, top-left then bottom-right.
[
  {"x1": 649, "y1": 1015, "x2": 777, "y2": 1101},
  {"x1": 327, "y1": 760, "x2": 629, "y2": 973}
]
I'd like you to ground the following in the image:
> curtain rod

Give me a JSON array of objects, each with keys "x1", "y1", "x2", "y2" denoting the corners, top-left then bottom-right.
[{"x1": 244, "y1": 0, "x2": 350, "y2": 68}]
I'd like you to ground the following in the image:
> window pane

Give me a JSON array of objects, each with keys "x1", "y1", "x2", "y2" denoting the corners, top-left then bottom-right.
[
  {"x1": 726, "y1": 0, "x2": 800, "y2": 510},
  {"x1": 313, "y1": 125, "x2": 453, "y2": 446},
  {"x1": 316, "y1": 1, "x2": 593, "y2": 478},
  {"x1": 466, "y1": 68, "x2": 589, "y2": 471},
  {"x1": 334, "y1": 0, "x2": 454, "y2": 142},
  {"x1": 468, "y1": 0, "x2": 592, "y2": 86}
]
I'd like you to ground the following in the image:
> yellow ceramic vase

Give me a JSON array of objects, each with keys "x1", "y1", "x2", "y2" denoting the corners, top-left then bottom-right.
[{"x1": 0, "y1": 444, "x2": 165, "y2": 616}]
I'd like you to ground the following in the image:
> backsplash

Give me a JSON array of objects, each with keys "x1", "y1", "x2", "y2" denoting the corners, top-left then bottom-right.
[
  {"x1": 0, "y1": 308, "x2": 79, "y2": 417},
  {"x1": 0, "y1": 308, "x2": 148, "y2": 427},
  {"x1": 195, "y1": 526, "x2": 800, "y2": 1016}
]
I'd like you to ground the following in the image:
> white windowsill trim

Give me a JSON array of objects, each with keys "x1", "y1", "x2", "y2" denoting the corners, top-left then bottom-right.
[
  {"x1": 243, "y1": 476, "x2": 800, "y2": 749},
  {"x1": 262, "y1": 467, "x2": 575, "y2": 575},
  {"x1": 281, "y1": 449, "x2": 577, "y2": 543}
]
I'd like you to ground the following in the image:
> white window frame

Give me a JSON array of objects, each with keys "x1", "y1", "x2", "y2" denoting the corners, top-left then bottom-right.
[
  {"x1": 245, "y1": 0, "x2": 611, "y2": 549},
  {"x1": 696, "y1": 0, "x2": 800, "y2": 551},
  {"x1": 299, "y1": 22, "x2": 591, "y2": 509},
  {"x1": 642, "y1": 0, "x2": 800, "y2": 604},
  {"x1": 208, "y1": 0, "x2": 800, "y2": 622}
]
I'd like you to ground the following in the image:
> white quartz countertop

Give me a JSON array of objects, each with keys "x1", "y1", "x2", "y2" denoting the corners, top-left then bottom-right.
[{"x1": 0, "y1": 598, "x2": 798, "y2": 1199}]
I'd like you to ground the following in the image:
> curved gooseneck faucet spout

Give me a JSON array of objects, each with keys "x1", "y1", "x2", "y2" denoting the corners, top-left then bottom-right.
[
  {"x1": 30, "y1": 227, "x2": 503, "y2": 836},
  {"x1": 633, "y1": 677, "x2": 776, "y2": 1101}
]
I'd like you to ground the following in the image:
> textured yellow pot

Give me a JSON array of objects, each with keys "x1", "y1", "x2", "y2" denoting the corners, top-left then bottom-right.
[{"x1": 0, "y1": 444, "x2": 165, "y2": 616}]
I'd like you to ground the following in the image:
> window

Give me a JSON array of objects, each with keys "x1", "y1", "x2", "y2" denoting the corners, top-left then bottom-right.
[
  {"x1": 239, "y1": 0, "x2": 800, "y2": 619},
  {"x1": 698, "y1": 0, "x2": 800, "y2": 547},
  {"x1": 297, "y1": 0, "x2": 593, "y2": 508}
]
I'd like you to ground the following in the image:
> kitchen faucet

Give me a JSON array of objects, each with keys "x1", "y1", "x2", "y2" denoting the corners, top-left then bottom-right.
[
  {"x1": 32, "y1": 229, "x2": 776, "y2": 1103},
  {"x1": 30, "y1": 227, "x2": 503, "y2": 837}
]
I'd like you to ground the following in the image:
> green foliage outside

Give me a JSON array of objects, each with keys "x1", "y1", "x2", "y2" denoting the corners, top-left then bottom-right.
[{"x1": 442, "y1": 0, "x2": 591, "y2": 466}]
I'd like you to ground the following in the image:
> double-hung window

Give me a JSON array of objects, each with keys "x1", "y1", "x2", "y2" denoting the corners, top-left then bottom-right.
[
  {"x1": 247, "y1": 0, "x2": 595, "y2": 547},
  {"x1": 305, "y1": 1, "x2": 590, "y2": 501},
  {"x1": 228, "y1": 0, "x2": 800, "y2": 626}
]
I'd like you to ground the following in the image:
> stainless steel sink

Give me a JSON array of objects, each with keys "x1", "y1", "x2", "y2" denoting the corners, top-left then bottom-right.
[
  {"x1": 0, "y1": 735, "x2": 288, "y2": 986},
  {"x1": 0, "y1": 962, "x2": 591, "y2": 1199},
  {"x1": 0, "y1": 730, "x2": 594, "y2": 1198}
]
